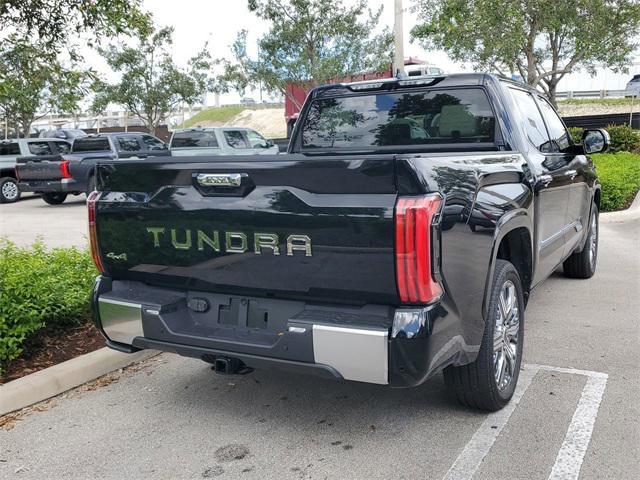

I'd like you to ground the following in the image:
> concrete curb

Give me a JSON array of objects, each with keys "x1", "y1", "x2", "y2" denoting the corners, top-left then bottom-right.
[
  {"x1": 0, "y1": 347, "x2": 159, "y2": 416},
  {"x1": 600, "y1": 190, "x2": 640, "y2": 223}
]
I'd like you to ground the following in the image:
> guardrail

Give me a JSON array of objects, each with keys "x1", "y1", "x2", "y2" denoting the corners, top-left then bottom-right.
[{"x1": 557, "y1": 89, "x2": 628, "y2": 99}]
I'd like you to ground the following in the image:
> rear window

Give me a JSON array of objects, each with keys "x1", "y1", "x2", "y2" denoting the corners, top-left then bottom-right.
[
  {"x1": 0, "y1": 142, "x2": 20, "y2": 155},
  {"x1": 301, "y1": 88, "x2": 496, "y2": 150},
  {"x1": 72, "y1": 138, "x2": 111, "y2": 152},
  {"x1": 171, "y1": 131, "x2": 219, "y2": 148}
]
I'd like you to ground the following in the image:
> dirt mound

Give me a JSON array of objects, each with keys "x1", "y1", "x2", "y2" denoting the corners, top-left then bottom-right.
[{"x1": 198, "y1": 108, "x2": 287, "y2": 138}]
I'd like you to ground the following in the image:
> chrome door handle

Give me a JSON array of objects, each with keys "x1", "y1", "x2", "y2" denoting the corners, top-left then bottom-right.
[
  {"x1": 539, "y1": 174, "x2": 553, "y2": 186},
  {"x1": 564, "y1": 169, "x2": 577, "y2": 180}
]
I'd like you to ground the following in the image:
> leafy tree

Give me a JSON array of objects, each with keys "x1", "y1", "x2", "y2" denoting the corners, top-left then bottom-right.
[
  {"x1": 411, "y1": 0, "x2": 640, "y2": 104},
  {"x1": 0, "y1": 35, "x2": 91, "y2": 137},
  {"x1": 218, "y1": 0, "x2": 393, "y2": 108},
  {"x1": 0, "y1": 0, "x2": 150, "y2": 50},
  {"x1": 92, "y1": 26, "x2": 215, "y2": 135}
]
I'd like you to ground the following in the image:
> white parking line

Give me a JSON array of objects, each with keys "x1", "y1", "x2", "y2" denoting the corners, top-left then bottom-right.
[
  {"x1": 441, "y1": 364, "x2": 608, "y2": 480},
  {"x1": 442, "y1": 364, "x2": 538, "y2": 480}
]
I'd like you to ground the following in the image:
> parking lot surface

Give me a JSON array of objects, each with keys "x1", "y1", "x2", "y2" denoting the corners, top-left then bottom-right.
[{"x1": 0, "y1": 201, "x2": 638, "y2": 479}]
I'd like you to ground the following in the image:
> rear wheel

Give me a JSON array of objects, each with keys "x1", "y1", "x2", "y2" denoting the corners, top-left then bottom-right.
[
  {"x1": 444, "y1": 259, "x2": 524, "y2": 411},
  {"x1": 0, "y1": 177, "x2": 20, "y2": 203},
  {"x1": 42, "y1": 192, "x2": 67, "y2": 205},
  {"x1": 563, "y1": 204, "x2": 598, "y2": 279}
]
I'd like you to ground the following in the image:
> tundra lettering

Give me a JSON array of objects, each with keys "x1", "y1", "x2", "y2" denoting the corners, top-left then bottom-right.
[
  {"x1": 145, "y1": 227, "x2": 312, "y2": 256},
  {"x1": 92, "y1": 73, "x2": 605, "y2": 411}
]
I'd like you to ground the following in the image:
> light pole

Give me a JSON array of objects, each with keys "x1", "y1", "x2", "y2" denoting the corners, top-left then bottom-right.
[{"x1": 393, "y1": 0, "x2": 405, "y2": 77}]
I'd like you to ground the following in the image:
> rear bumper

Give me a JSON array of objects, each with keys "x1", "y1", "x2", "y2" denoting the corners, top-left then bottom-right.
[
  {"x1": 93, "y1": 276, "x2": 475, "y2": 387},
  {"x1": 18, "y1": 178, "x2": 79, "y2": 193}
]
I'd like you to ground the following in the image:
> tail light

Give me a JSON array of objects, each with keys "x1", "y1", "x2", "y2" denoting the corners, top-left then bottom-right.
[
  {"x1": 60, "y1": 159, "x2": 72, "y2": 179},
  {"x1": 395, "y1": 194, "x2": 443, "y2": 304},
  {"x1": 87, "y1": 191, "x2": 106, "y2": 273}
]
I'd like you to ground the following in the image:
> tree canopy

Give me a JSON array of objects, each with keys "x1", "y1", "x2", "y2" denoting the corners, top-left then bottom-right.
[
  {"x1": 0, "y1": 35, "x2": 91, "y2": 137},
  {"x1": 1, "y1": 0, "x2": 150, "y2": 50},
  {"x1": 411, "y1": 0, "x2": 640, "y2": 103},
  {"x1": 92, "y1": 26, "x2": 215, "y2": 135},
  {"x1": 218, "y1": 0, "x2": 393, "y2": 107}
]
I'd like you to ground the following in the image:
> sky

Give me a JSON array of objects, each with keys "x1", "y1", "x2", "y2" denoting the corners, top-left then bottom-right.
[{"x1": 85, "y1": 0, "x2": 638, "y2": 106}]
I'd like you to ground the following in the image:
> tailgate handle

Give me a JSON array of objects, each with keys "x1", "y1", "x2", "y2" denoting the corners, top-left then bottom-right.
[
  {"x1": 193, "y1": 172, "x2": 254, "y2": 197},
  {"x1": 196, "y1": 173, "x2": 243, "y2": 187}
]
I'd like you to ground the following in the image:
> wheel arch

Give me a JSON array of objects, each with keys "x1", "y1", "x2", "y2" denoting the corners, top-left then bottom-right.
[{"x1": 482, "y1": 211, "x2": 533, "y2": 319}]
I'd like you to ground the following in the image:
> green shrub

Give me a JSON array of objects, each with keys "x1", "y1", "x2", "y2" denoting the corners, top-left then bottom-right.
[
  {"x1": 592, "y1": 152, "x2": 640, "y2": 211},
  {"x1": 0, "y1": 241, "x2": 97, "y2": 374},
  {"x1": 605, "y1": 124, "x2": 640, "y2": 153},
  {"x1": 567, "y1": 127, "x2": 584, "y2": 144}
]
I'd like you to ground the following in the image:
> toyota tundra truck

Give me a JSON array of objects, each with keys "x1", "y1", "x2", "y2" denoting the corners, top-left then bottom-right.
[{"x1": 89, "y1": 73, "x2": 607, "y2": 411}]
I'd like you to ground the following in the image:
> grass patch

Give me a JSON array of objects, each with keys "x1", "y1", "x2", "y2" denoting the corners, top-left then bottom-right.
[
  {"x1": 181, "y1": 105, "x2": 245, "y2": 128},
  {"x1": 0, "y1": 240, "x2": 97, "y2": 375},
  {"x1": 592, "y1": 152, "x2": 640, "y2": 211},
  {"x1": 558, "y1": 97, "x2": 636, "y2": 107}
]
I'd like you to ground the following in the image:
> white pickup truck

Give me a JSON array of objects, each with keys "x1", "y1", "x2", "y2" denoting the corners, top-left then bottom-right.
[{"x1": 169, "y1": 127, "x2": 279, "y2": 157}]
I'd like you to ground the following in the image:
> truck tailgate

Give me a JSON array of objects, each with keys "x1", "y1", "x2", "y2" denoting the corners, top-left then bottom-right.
[
  {"x1": 16, "y1": 155, "x2": 64, "y2": 180},
  {"x1": 95, "y1": 155, "x2": 399, "y2": 305}
]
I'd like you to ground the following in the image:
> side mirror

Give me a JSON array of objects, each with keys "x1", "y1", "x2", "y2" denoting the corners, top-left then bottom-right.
[
  {"x1": 582, "y1": 129, "x2": 609, "y2": 154},
  {"x1": 265, "y1": 139, "x2": 274, "y2": 148}
]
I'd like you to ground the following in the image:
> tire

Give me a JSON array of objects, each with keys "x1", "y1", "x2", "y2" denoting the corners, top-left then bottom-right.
[
  {"x1": 42, "y1": 192, "x2": 67, "y2": 205},
  {"x1": 444, "y1": 259, "x2": 525, "y2": 411},
  {"x1": 563, "y1": 204, "x2": 598, "y2": 279},
  {"x1": 86, "y1": 175, "x2": 96, "y2": 196},
  {"x1": 0, "y1": 177, "x2": 21, "y2": 203}
]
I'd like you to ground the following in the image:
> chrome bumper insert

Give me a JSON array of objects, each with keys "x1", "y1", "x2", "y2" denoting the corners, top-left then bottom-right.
[
  {"x1": 312, "y1": 325, "x2": 388, "y2": 384},
  {"x1": 98, "y1": 298, "x2": 143, "y2": 345}
]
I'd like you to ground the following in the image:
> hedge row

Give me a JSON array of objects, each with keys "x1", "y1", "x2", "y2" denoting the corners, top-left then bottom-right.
[
  {"x1": 568, "y1": 124, "x2": 640, "y2": 154},
  {"x1": 0, "y1": 241, "x2": 97, "y2": 375},
  {"x1": 592, "y1": 152, "x2": 640, "y2": 212}
]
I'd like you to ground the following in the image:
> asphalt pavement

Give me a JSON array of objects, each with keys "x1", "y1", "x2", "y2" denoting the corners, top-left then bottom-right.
[{"x1": 0, "y1": 197, "x2": 638, "y2": 479}]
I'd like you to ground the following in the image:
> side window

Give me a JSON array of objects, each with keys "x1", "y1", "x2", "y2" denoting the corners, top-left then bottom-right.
[
  {"x1": 508, "y1": 88, "x2": 552, "y2": 153},
  {"x1": 141, "y1": 135, "x2": 166, "y2": 151},
  {"x1": 537, "y1": 97, "x2": 571, "y2": 152},
  {"x1": 28, "y1": 141, "x2": 53, "y2": 155},
  {"x1": 245, "y1": 130, "x2": 268, "y2": 148},
  {"x1": 117, "y1": 136, "x2": 140, "y2": 152},
  {"x1": 0, "y1": 142, "x2": 20, "y2": 155},
  {"x1": 224, "y1": 130, "x2": 249, "y2": 149},
  {"x1": 54, "y1": 141, "x2": 71, "y2": 154}
]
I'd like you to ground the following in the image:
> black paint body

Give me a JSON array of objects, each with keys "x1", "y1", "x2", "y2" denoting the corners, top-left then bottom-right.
[{"x1": 92, "y1": 74, "x2": 600, "y2": 387}]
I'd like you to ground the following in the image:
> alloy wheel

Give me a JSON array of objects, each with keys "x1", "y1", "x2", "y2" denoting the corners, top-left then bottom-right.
[
  {"x1": 1, "y1": 180, "x2": 18, "y2": 201},
  {"x1": 493, "y1": 280, "x2": 520, "y2": 391}
]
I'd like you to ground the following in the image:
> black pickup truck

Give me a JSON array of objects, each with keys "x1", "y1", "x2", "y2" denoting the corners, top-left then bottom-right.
[{"x1": 90, "y1": 74, "x2": 607, "y2": 411}]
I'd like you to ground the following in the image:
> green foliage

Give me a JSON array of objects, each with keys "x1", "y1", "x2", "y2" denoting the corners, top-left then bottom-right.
[
  {"x1": 0, "y1": 0, "x2": 150, "y2": 51},
  {"x1": 93, "y1": 25, "x2": 215, "y2": 135},
  {"x1": 605, "y1": 125, "x2": 640, "y2": 153},
  {"x1": 0, "y1": 35, "x2": 93, "y2": 137},
  {"x1": 559, "y1": 98, "x2": 637, "y2": 107},
  {"x1": 593, "y1": 152, "x2": 640, "y2": 211},
  {"x1": 218, "y1": 0, "x2": 393, "y2": 106},
  {"x1": 411, "y1": 0, "x2": 640, "y2": 104},
  {"x1": 0, "y1": 241, "x2": 97, "y2": 374},
  {"x1": 182, "y1": 106, "x2": 245, "y2": 128},
  {"x1": 566, "y1": 125, "x2": 640, "y2": 153}
]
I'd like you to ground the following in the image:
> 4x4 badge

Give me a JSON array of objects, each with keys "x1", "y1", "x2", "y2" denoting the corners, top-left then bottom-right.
[{"x1": 106, "y1": 252, "x2": 128, "y2": 261}]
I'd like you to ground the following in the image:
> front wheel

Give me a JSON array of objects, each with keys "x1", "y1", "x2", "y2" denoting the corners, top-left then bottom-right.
[
  {"x1": 563, "y1": 204, "x2": 598, "y2": 279},
  {"x1": 42, "y1": 192, "x2": 67, "y2": 205},
  {"x1": 444, "y1": 259, "x2": 525, "y2": 411},
  {"x1": 0, "y1": 177, "x2": 21, "y2": 203}
]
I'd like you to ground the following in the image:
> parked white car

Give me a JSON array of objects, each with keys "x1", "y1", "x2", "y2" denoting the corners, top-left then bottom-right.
[
  {"x1": 0, "y1": 138, "x2": 71, "y2": 203},
  {"x1": 169, "y1": 127, "x2": 279, "y2": 156},
  {"x1": 625, "y1": 74, "x2": 640, "y2": 97}
]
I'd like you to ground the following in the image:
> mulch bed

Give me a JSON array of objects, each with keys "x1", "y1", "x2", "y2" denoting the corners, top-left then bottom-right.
[{"x1": 1, "y1": 322, "x2": 105, "y2": 384}]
